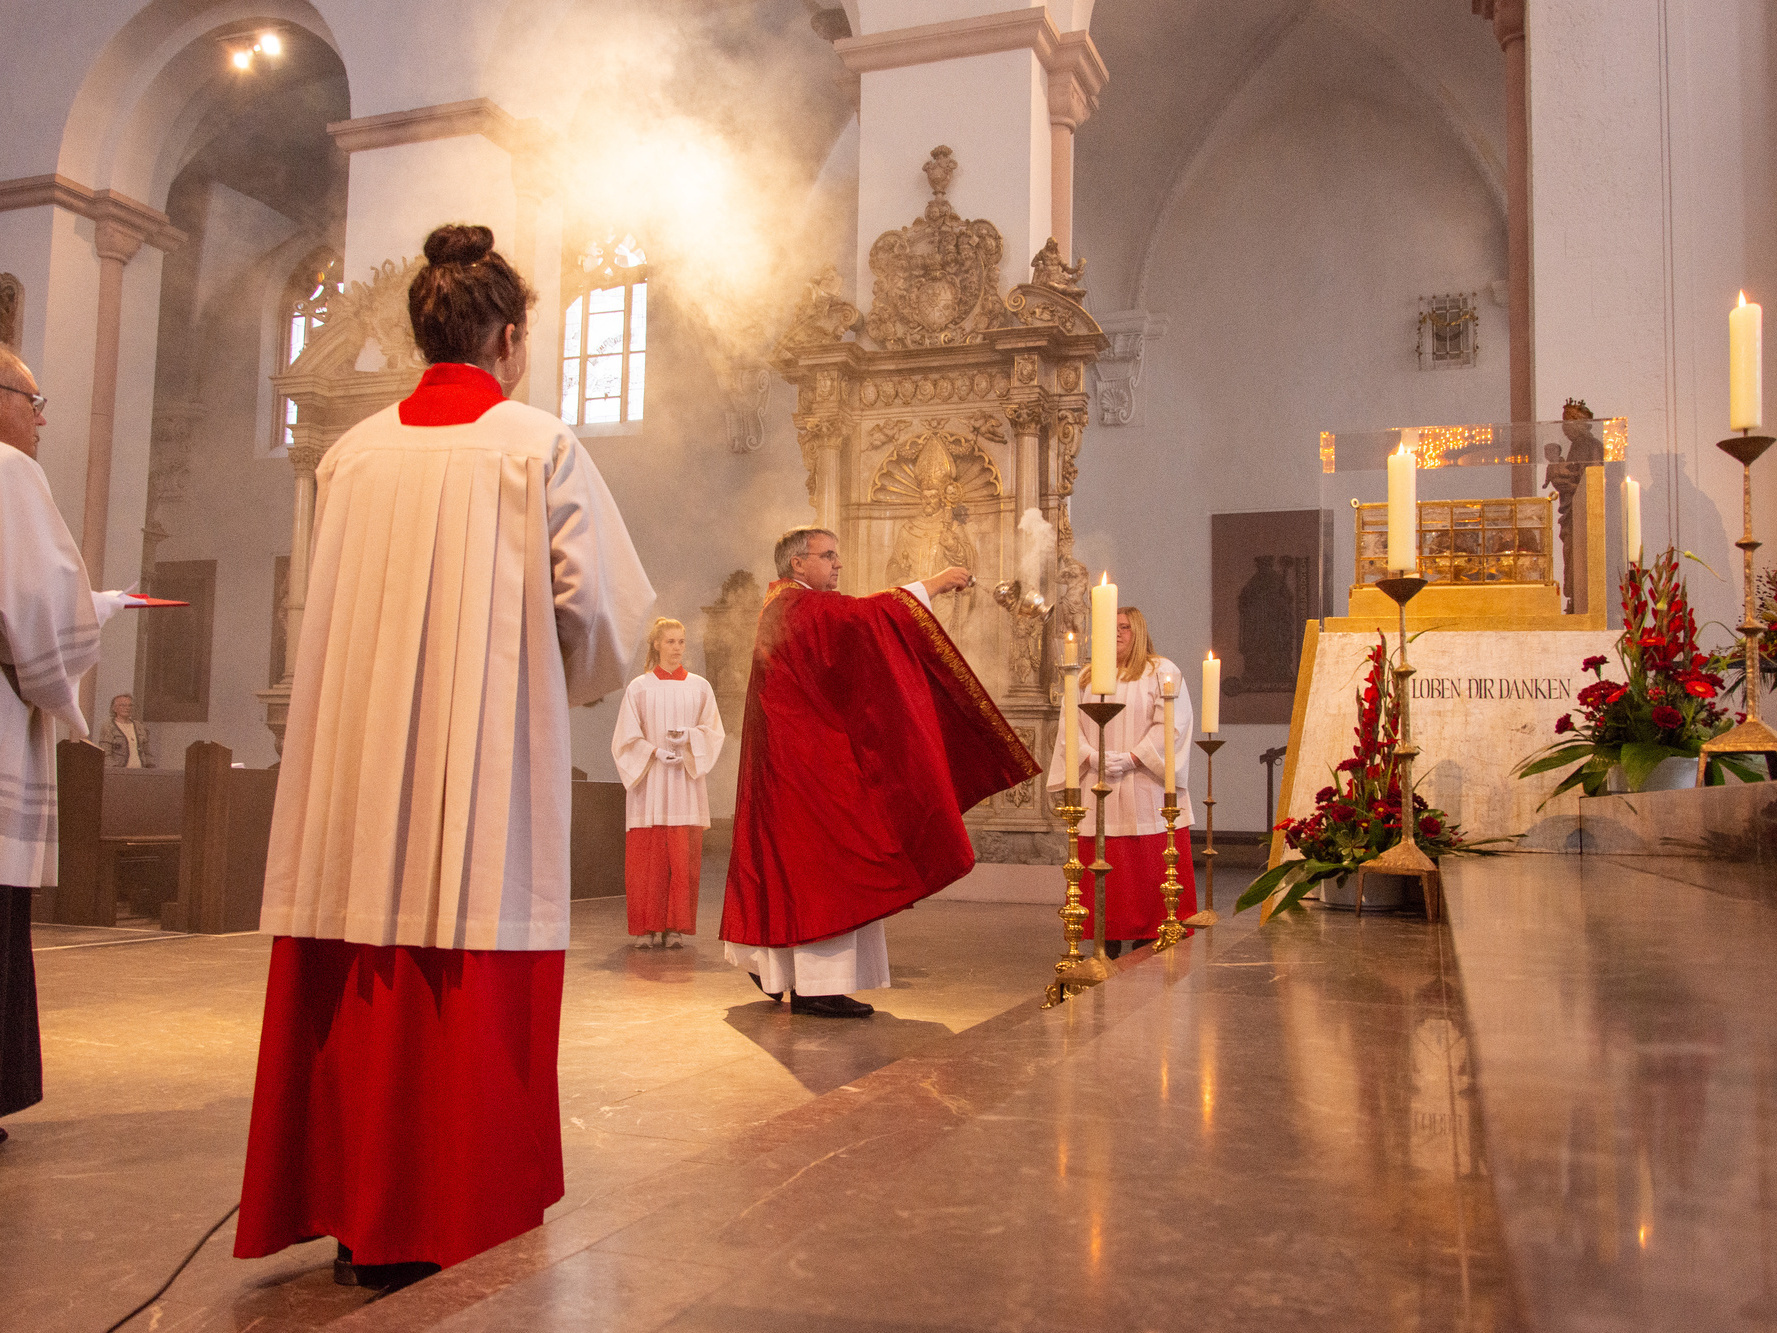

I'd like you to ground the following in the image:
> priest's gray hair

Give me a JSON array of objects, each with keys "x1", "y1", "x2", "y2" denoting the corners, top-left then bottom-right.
[
  {"x1": 774, "y1": 526, "x2": 838, "y2": 579},
  {"x1": 0, "y1": 345, "x2": 29, "y2": 388}
]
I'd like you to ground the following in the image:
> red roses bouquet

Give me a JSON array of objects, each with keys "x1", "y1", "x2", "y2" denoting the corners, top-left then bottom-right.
[
  {"x1": 1237, "y1": 635, "x2": 1507, "y2": 917},
  {"x1": 1516, "y1": 548, "x2": 1759, "y2": 799}
]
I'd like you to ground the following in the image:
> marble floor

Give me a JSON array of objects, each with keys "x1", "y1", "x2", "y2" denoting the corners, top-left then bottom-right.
[{"x1": 3, "y1": 850, "x2": 1770, "y2": 1331}]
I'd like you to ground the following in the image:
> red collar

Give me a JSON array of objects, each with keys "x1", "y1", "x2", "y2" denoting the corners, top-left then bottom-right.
[
  {"x1": 653, "y1": 666, "x2": 688, "y2": 681},
  {"x1": 398, "y1": 363, "x2": 506, "y2": 426}
]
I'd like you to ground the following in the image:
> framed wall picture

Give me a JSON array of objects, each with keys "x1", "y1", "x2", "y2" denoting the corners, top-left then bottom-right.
[{"x1": 1211, "y1": 510, "x2": 1330, "y2": 725}]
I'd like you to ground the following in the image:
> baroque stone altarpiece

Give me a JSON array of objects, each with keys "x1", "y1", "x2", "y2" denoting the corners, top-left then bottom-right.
[{"x1": 773, "y1": 148, "x2": 1107, "y2": 860}]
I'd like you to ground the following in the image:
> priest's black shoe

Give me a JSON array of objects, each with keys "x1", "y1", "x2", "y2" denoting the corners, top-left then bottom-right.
[
  {"x1": 748, "y1": 971, "x2": 783, "y2": 1002},
  {"x1": 789, "y1": 991, "x2": 874, "y2": 1018},
  {"x1": 334, "y1": 1242, "x2": 440, "y2": 1292}
]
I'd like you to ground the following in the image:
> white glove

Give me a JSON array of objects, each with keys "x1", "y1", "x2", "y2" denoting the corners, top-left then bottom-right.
[
  {"x1": 91, "y1": 590, "x2": 137, "y2": 628},
  {"x1": 1102, "y1": 751, "x2": 1137, "y2": 782},
  {"x1": 655, "y1": 747, "x2": 683, "y2": 764}
]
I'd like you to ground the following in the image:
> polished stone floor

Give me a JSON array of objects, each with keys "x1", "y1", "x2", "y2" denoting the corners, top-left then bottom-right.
[{"x1": 4, "y1": 850, "x2": 1770, "y2": 1331}]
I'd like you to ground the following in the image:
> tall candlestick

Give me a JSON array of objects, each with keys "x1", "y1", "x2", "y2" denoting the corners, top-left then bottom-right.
[
  {"x1": 1387, "y1": 434, "x2": 1418, "y2": 571},
  {"x1": 1731, "y1": 291, "x2": 1763, "y2": 431},
  {"x1": 1063, "y1": 632, "x2": 1080, "y2": 782},
  {"x1": 1621, "y1": 476, "x2": 1642, "y2": 565},
  {"x1": 1200, "y1": 652, "x2": 1221, "y2": 734},
  {"x1": 1090, "y1": 574, "x2": 1118, "y2": 695},
  {"x1": 1160, "y1": 673, "x2": 1177, "y2": 794}
]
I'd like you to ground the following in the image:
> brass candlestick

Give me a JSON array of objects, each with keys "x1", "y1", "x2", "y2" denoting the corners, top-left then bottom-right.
[
  {"x1": 1354, "y1": 574, "x2": 1441, "y2": 920},
  {"x1": 1053, "y1": 697, "x2": 1125, "y2": 994},
  {"x1": 1154, "y1": 791, "x2": 1186, "y2": 951},
  {"x1": 1183, "y1": 737, "x2": 1223, "y2": 929},
  {"x1": 1699, "y1": 430, "x2": 1777, "y2": 781},
  {"x1": 1042, "y1": 785, "x2": 1090, "y2": 1008}
]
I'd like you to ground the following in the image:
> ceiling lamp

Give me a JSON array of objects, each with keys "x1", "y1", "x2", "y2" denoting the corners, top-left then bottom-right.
[{"x1": 225, "y1": 28, "x2": 284, "y2": 71}]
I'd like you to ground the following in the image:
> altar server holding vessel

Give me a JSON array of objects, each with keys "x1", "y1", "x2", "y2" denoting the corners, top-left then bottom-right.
[
  {"x1": 236, "y1": 224, "x2": 655, "y2": 1287},
  {"x1": 1046, "y1": 606, "x2": 1196, "y2": 956},
  {"x1": 613, "y1": 617, "x2": 724, "y2": 948}
]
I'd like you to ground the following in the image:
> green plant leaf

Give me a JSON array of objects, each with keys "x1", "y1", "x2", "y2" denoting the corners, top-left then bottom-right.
[
  {"x1": 1516, "y1": 745, "x2": 1598, "y2": 778},
  {"x1": 1620, "y1": 740, "x2": 1679, "y2": 791},
  {"x1": 1235, "y1": 862, "x2": 1296, "y2": 913}
]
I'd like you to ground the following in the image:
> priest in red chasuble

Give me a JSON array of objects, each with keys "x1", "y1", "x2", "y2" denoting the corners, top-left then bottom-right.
[{"x1": 721, "y1": 526, "x2": 1041, "y2": 1017}]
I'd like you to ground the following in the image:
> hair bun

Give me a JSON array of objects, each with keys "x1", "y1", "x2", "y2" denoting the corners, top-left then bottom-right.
[{"x1": 423, "y1": 223, "x2": 496, "y2": 267}]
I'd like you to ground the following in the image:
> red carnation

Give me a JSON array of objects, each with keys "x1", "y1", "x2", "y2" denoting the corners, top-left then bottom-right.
[
  {"x1": 1554, "y1": 714, "x2": 1574, "y2": 734},
  {"x1": 1316, "y1": 786, "x2": 1337, "y2": 804},
  {"x1": 1651, "y1": 705, "x2": 1683, "y2": 730},
  {"x1": 1418, "y1": 815, "x2": 1443, "y2": 838},
  {"x1": 1582, "y1": 654, "x2": 1609, "y2": 673}
]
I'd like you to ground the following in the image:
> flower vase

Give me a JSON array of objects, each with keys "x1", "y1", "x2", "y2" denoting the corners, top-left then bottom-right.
[
  {"x1": 1606, "y1": 756, "x2": 1699, "y2": 794},
  {"x1": 1319, "y1": 872, "x2": 1414, "y2": 912}
]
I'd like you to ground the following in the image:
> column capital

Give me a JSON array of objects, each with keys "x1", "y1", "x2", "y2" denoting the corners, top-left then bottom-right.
[
  {"x1": 93, "y1": 216, "x2": 144, "y2": 265},
  {"x1": 0, "y1": 175, "x2": 183, "y2": 252},
  {"x1": 1473, "y1": 0, "x2": 1525, "y2": 48}
]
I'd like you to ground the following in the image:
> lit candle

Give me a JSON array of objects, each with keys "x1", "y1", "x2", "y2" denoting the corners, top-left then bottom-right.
[
  {"x1": 1201, "y1": 652, "x2": 1220, "y2": 734},
  {"x1": 1063, "y1": 632, "x2": 1080, "y2": 788},
  {"x1": 1621, "y1": 476, "x2": 1642, "y2": 566},
  {"x1": 1090, "y1": 574, "x2": 1118, "y2": 695},
  {"x1": 1731, "y1": 290, "x2": 1763, "y2": 430},
  {"x1": 1160, "y1": 673, "x2": 1178, "y2": 795},
  {"x1": 1387, "y1": 433, "x2": 1418, "y2": 572}
]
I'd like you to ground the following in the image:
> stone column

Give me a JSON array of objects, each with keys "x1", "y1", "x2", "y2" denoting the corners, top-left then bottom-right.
[
  {"x1": 258, "y1": 437, "x2": 322, "y2": 753},
  {"x1": 1045, "y1": 34, "x2": 1107, "y2": 262},
  {"x1": 1479, "y1": 0, "x2": 1534, "y2": 491},
  {"x1": 76, "y1": 217, "x2": 144, "y2": 722}
]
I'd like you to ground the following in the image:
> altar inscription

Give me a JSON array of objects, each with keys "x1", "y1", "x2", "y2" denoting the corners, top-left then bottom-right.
[{"x1": 1280, "y1": 629, "x2": 1617, "y2": 852}]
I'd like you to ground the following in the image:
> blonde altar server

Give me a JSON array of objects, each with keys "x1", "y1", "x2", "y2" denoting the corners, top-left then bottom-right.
[
  {"x1": 612, "y1": 618, "x2": 724, "y2": 948},
  {"x1": 1046, "y1": 606, "x2": 1196, "y2": 957}
]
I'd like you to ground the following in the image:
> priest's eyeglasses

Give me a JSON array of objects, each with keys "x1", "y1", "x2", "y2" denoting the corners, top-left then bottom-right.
[{"x1": 0, "y1": 384, "x2": 46, "y2": 413}]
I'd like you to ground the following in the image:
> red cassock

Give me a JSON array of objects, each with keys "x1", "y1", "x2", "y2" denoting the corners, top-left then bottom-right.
[{"x1": 721, "y1": 582, "x2": 1042, "y2": 948}]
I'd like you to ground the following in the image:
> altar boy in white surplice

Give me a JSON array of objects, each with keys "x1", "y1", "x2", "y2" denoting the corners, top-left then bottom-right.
[{"x1": 612, "y1": 618, "x2": 724, "y2": 948}]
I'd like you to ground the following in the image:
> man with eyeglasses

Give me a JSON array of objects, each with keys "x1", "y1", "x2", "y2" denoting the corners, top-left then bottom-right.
[
  {"x1": 720, "y1": 525, "x2": 1041, "y2": 1016},
  {"x1": 0, "y1": 347, "x2": 133, "y2": 1144}
]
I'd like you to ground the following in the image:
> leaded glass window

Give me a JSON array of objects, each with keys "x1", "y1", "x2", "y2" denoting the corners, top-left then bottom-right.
[{"x1": 562, "y1": 234, "x2": 647, "y2": 427}]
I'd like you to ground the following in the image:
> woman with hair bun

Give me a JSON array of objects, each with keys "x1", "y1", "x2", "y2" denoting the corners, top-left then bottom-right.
[
  {"x1": 236, "y1": 223, "x2": 656, "y2": 1287},
  {"x1": 611, "y1": 617, "x2": 724, "y2": 949}
]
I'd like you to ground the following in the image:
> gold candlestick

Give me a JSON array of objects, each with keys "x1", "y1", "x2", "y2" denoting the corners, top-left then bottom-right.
[
  {"x1": 1183, "y1": 737, "x2": 1223, "y2": 929},
  {"x1": 1354, "y1": 573, "x2": 1441, "y2": 919},
  {"x1": 1049, "y1": 697, "x2": 1125, "y2": 1001},
  {"x1": 1153, "y1": 791, "x2": 1186, "y2": 951},
  {"x1": 1042, "y1": 786, "x2": 1090, "y2": 1007},
  {"x1": 1700, "y1": 431, "x2": 1777, "y2": 780}
]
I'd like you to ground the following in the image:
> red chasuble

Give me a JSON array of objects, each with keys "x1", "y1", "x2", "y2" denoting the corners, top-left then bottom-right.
[{"x1": 720, "y1": 581, "x2": 1041, "y2": 948}]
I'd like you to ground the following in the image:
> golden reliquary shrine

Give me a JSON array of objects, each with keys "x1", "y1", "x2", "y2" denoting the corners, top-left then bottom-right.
[{"x1": 1324, "y1": 418, "x2": 1628, "y2": 633}]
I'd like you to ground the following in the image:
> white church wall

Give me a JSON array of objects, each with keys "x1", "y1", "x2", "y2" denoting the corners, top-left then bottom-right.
[
  {"x1": 1071, "y1": 15, "x2": 1509, "y2": 837},
  {"x1": 341, "y1": 138, "x2": 519, "y2": 285},
  {"x1": 23, "y1": 211, "x2": 104, "y2": 541}
]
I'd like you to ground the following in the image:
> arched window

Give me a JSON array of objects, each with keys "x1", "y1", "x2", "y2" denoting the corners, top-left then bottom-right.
[
  {"x1": 562, "y1": 234, "x2": 647, "y2": 427},
  {"x1": 276, "y1": 251, "x2": 340, "y2": 448}
]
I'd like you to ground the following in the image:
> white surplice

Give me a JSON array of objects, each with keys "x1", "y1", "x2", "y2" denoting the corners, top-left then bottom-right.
[
  {"x1": 611, "y1": 670, "x2": 724, "y2": 829},
  {"x1": 0, "y1": 442, "x2": 102, "y2": 888},
  {"x1": 259, "y1": 401, "x2": 655, "y2": 951},
  {"x1": 722, "y1": 580, "x2": 931, "y2": 996},
  {"x1": 1045, "y1": 657, "x2": 1194, "y2": 835}
]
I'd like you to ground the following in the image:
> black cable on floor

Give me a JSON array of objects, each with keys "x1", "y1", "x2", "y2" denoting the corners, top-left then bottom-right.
[{"x1": 102, "y1": 1201, "x2": 240, "y2": 1332}]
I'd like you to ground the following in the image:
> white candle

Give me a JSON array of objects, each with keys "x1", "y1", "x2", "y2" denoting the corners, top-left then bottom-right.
[
  {"x1": 1621, "y1": 476, "x2": 1642, "y2": 566},
  {"x1": 1201, "y1": 652, "x2": 1220, "y2": 734},
  {"x1": 1090, "y1": 574, "x2": 1118, "y2": 695},
  {"x1": 1160, "y1": 673, "x2": 1177, "y2": 795},
  {"x1": 1063, "y1": 632, "x2": 1080, "y2": 788},
  {"x1": 1387, "y1": 434, "x2": 1418, "y2": 572},
  {"x1": 1731, "y1": 291, "x2": 1763, "y2": 431}
]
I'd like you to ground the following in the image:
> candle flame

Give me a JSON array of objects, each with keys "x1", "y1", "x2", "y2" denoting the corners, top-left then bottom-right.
[
  {"x1": 1740, "y1": 290, "x2": 1749, "y2": 308},
  {"x1": 1066, "y1": 631, "x2": 1074, "y2": 642},
  {"x1": 1099, "y1": 572, "x2": 1108, "y2": 586},
  {"x1": 1206, "y1": 651, "x2": 1215, "y2": 661}
]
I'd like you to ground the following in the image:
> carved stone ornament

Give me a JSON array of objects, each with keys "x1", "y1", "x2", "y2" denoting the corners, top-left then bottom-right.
[
  {"x1": 718, "y1": 363, "x2": 771, "y2": 454},
  {"x1": 778, "y1": 263, "x2": 861, "y2": 351},
  {"x1": 1091, "y1": 311, "x2": 1165, "y2": 428},
  {"x1": 0, "y1": 272, "x2": 21, "y2": 348},
  {"x1": 865, "y1": 147, "x2": 1006, "y2": 350}
]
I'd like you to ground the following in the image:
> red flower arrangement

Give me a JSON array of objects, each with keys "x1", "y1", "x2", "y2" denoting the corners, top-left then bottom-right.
[
  {"x1": 1517, "y1": 548, "x2": 1759, "y2": 799},
  {"x1": 1238, "y1": 635, "x2": 1508, "y2": 918}
]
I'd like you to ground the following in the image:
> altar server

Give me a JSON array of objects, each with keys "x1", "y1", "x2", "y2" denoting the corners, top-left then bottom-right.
[
  {"x1": 0, "y1": 348, "x2": 133, "y2": 1144},
  {"x1": 721, "y1": 526, "x2": 1041, "y2": 1017},
  {"x1": 613, "y1": 617, "x2": 724, "y2": 948},
  {"x1": 1046, "y1": 606, "x2": 1196, "y2": 957},
  {"x1": 236, "y1": 225, "x2": 654, "y2": 1285}
]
